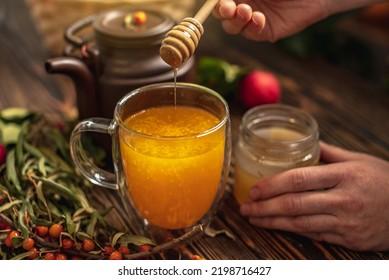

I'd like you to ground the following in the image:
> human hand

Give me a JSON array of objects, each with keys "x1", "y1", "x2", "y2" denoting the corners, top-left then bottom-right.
[
  {"x1": 212, "y1": 0, "x2": 329, "y2": 42},
  {"x1": 212, "y1": 0, "x2": 384, "y2": 42},
  {"x1": 240, "y1": 142, "x2": 389, "y2": 251}
]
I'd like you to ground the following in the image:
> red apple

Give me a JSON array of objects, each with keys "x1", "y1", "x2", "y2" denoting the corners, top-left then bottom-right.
[{"x1": 238, "y1": 70, "x2": 281, "y2": 108}]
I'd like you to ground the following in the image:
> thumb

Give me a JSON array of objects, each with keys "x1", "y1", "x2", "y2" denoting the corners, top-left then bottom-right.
[{"x1": 320, "y1": 141, "x2": 368, "y2": 163}]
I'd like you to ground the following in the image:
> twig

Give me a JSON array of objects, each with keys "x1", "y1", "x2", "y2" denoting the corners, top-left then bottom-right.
[{"x1": 124, "y1": 224, "x2": 204, "y2": 260}]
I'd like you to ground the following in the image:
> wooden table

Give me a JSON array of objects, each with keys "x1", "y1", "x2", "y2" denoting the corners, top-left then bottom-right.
[{"x1": 1, "y1": 0, "x2": 389, "y2": 260}]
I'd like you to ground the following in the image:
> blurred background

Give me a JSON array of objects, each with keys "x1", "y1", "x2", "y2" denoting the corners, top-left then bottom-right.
[{"x1": 26, "y1": 0, "x2": 388, "y2": 92}]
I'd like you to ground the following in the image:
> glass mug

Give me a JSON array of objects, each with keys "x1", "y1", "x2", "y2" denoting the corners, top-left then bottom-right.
[
  {"x1": 70, "y1": 82, "x2": 231, "y2": 233},
  {"x1": 234, "y1": 104, "x2": 320, "y2": 205}
]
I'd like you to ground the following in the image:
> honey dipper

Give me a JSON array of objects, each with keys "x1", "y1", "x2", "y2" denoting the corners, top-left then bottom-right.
[{"x1": 160, "y1": 0, "x2": 219, "y2": 68}]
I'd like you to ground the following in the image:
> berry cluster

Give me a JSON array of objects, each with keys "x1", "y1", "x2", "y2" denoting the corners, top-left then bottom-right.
[{"x1": 1, "y1": 221, "x2": 153, "y2": 260}]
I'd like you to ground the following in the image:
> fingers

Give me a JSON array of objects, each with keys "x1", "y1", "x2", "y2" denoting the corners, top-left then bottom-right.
[
  {"x1": 320, "y1": 141, "x2": 372, "y2": 163},
  {"x1": 221, "y1": 4, "x2": 253, "y2": 35},
  {"x1": 247, "y1": 164, "x2": 344, "y2": 201},
  {"x1": 248, "y1": 214, "x2": 340, "y2": 233},
  {"x1": 241, "y1": 189, "x2": 338, "y2": 217},
  {"x1": 241, "y1": 11, "x2": 266, "y2": 40},
  {"x1": 213, "y1": 0, "x2": 236, "y2": 19},
  {"x1": 213, "y1": 1, "x2": 266, "y2": 37}
]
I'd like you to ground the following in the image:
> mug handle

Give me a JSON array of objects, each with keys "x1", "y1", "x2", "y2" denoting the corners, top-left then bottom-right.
[{"x1": 70, "y1": 118, "x2": 118, "y2": 190}]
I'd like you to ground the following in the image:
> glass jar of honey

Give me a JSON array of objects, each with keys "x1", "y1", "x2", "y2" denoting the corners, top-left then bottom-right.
[{"x1": 233, "y1": 104, "x2": 320, "y2": 205}]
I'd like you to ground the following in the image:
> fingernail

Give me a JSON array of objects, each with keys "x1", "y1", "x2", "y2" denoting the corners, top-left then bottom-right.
[{"x1": 236, "y1": 10, "x2": 248, "y2": 21}]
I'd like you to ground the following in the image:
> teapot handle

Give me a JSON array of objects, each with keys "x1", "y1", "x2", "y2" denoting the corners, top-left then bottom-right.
[{"x1": 64, "y1": 14, "x2": 97, "y2": 56}]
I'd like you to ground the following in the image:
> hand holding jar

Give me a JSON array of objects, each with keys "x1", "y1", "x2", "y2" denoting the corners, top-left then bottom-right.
[{"x1": 240, "y1": 142, "x2": 389, "y2": 252}]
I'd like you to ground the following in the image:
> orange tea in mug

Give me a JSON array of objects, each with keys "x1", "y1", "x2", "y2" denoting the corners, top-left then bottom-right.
[
  {"x1": 120, "y1": 105, "x2": 226, "y2": 229},
  {"x1": 70, "y1": 83, "x2": 231, "y2": 231}
]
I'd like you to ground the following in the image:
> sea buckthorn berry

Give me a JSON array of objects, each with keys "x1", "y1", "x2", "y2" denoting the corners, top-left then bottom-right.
[
  {"x1": 49, "y1": 223, "x2": 64, "y2": 238},
  {"x1": 138, "y1": 244, "x2": 151, "y2": 253},
  {"x1": 133, "y1": 11, "x2": 147, "y2": 25},
  {"x1": 109, "y1": 251, "x2": 122, "y2": 260},
  {"x1": 82, "y1": 239, "x2": 95, "y2": 252},
  {"x1": 22, "y1": 238, "x2": 35, "y2": 251},
  {"x1": 191, "y1": 254, "x2": 205, "y2": 260},
  {"x1": 103, "y1": 245, "x2": 114, "y2": 255},
  {"x1": 34, "y1": 226, "x2": 49, "y2": 237},
  {"x1": 27, "y1": 247, "x2": 40, "y2": 260},
  {"x1": 118, "y1": 245, "x2": 131, "y2": 255},
  {"x1": 55, "y1": 253, "x2": 68, "y2": 260},
  {"x1": 5, "y1": 231, "x2": 21, "y2": 248},
  {"x1": 44, "y1": 253, "x2": 56, "y2": 260},
  {"x1": 61, "y1": 238, "x2": 74, "y2": 249}
]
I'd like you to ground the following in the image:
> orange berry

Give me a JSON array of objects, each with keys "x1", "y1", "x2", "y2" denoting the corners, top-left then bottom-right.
[
  {"x1": 49, "y1": 223, "x2": 63, "y2": 238},
  {"x1": 82, "y1": 239, "x2": 95, "y2": 252},
  {"x1": 61, "y1": 238, "x2": 74, "y2": 249},
  {"x1": 109, "y1": 251, "x2": 122, "y2": 260},
  {"x1": 103, "y1": 245, "x2": 114, "y2": 255},
  {"x1": 55, "y1": 253, "x2": 68, "y2": 260},
  {"x1": 44, "y1": 253, "x2": 56, "y2": 260},
  {"x1": 118, "y1": 245, "x2": 131, "y2": 255},
  {"x1": 34, "y1": 226, "x2": 49, "y2": 237},
  {"x1": 138, "y1": 244, "x2": 151, "y2": 253},
  {"x1": 27, "y1": 247, "x2": 40, "y2": 260},
  {"x1": 191, "y1": 254, "x2": 205, "y2": 260},
  {"x1": 5, "y1": 231, "x2": 20, "y2": 248},
  {"x1": 22, "y1": 238, "x2": 35, "y2": 251}
]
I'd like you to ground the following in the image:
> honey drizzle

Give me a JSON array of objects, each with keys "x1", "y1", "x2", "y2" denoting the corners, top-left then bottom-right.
[{"x1": 173, "y1": 68, "x2": 178, "y2": 107}]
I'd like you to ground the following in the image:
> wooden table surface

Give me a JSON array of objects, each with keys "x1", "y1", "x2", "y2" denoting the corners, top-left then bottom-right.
[{"x1": 1, "y1": 0, "x2": 389, "y2": 260}]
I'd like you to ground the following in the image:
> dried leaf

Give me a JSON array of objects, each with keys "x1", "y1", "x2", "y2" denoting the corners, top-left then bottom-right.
[
  {"x1": 118, "y1": 234, "x2": 156, "y2": 246},
  {"x1": 204, "y1": 226, "x2": 235, "y2": 240}
]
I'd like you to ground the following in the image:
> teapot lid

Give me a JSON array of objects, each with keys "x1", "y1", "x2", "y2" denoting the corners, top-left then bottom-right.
[{"x1": 93, "y1": 7, "x2": 175, "y2": 49}]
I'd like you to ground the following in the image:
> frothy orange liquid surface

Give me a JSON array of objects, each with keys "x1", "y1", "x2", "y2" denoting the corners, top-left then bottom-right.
[{"x1": 120, "y1": 106, "x2": 225, "y2": 229}]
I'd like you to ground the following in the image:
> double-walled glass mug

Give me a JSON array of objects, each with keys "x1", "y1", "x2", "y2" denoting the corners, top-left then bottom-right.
[{"x1": 70, "y1": 82, "x2": 231, "y2": 235}]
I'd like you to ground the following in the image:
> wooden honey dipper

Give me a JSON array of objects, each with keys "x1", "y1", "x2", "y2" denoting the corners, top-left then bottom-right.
[{"x1": 160, "y1": 0, "x2": 219, "y2": 68}]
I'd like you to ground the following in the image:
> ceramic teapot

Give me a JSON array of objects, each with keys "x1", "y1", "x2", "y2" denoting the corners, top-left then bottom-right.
[{"x1": 45, "y1": 6, "x2": 195, "y2": 120}]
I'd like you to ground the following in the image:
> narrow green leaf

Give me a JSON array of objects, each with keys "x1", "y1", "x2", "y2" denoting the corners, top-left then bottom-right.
[
  {"x1": 15, "y1": 123, "x2": 27, "y2": 168},
  {"x1": 65, "y1": 212, "x2": 76, "y2": 235},
  {"x1": 35, "y1": 181, "x2": 51, "y2": 222},
  {"x1": 6, "y1": 150, "x2": 21, "y2": 193},
  {"x1": 39, "y1": 147, "x2": 72, "y2": 173},
  {"x1": 38, "y1": 157, "x2": 47, "y2": 177},
  {"x1": 75, "y1": 231, "x2": 93, "y2": 241},
  {"x1": 18, "y1": 202, "x2": 30, "y2": 240},
  {"x1": 111, "y1": 232, "x2": 126, "y2": 247},
  {"x1": 86, "y1": 213, "x2": 97, "y2": 237},
  {"x1": 0, "y1": 200, "x2": 22, "y2": 213},
  {"x1": 21, "y1": 158, "x2": 36, "y2": 176},
  {"x1": 23, "y1": 142, "x2": 44, "y2": 159},
  {"x1": 10, "y1": 251, "x2": 35, "y2": 260},
  {"x1": 35, "y1": 175, "x2": 81, "y2": 205}
]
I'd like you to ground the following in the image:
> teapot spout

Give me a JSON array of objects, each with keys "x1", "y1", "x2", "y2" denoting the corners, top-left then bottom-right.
[{"x1": 45, "y1": 57, "x2": 98, "y2": 119}]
